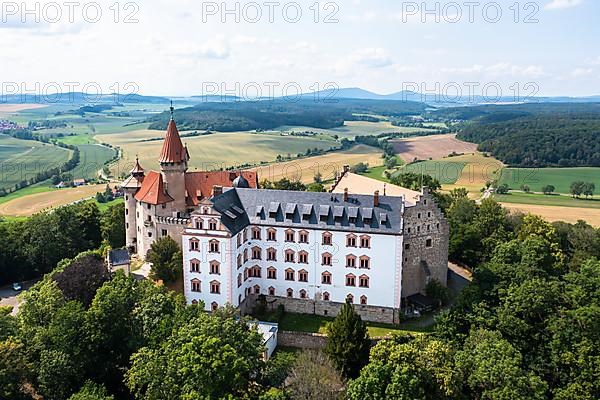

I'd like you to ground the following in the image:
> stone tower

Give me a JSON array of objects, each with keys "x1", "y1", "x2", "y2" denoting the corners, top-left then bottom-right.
[
  {"x1": 159, "y1": 105, "x2": 189, "y2": 214},
  {"x1": 121, "y1": 158, "x2": 145, "y2": 252}
]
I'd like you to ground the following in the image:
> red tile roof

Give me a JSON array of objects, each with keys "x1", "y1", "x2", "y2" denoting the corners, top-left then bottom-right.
[
  {"x1": 159, "y1": 120, "x2": 189, "y2": 164},
  {"x1": 185, "y1": 170, "x2": 258, "y2": 206},
  {"x1": 135, "y1": 171, "x2": 174, "y2": 205}
]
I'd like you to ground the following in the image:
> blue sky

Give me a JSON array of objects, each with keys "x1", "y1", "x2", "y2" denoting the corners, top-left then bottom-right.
[{"x1": 0, "y1": 0, "x2": 598, "y2": 97}]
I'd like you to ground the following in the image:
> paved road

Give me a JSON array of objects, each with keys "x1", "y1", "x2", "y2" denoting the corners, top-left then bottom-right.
[{"x1": 0, "y1": 279, "x2": 39, "y2": 315}]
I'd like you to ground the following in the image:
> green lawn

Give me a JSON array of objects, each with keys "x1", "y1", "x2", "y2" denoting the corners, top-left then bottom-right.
[
  {"x1": 55, "y1": 134, "x2": 97, "y2": 145},
  {"x1": 361, "y1": 165, "x2": 391, "y2": 182},
  {"x1": 273, "y1": 312, "x2": 432, "y2": 337},
  {"x1": 495, "y1": 192, "x2": 600, "y2": 209},
  {"x1": 0, "y1": 183, "x2": 57, "y2": 205},
  {"x1": 95, "y1": 197, "x2": 124, "y2": 212},
  {"x1": 392, "y1": 160, "x2": 467, "y2": 185},
  {"x1": 498, "y1": 167, "x2": 600, "y2": 194}
]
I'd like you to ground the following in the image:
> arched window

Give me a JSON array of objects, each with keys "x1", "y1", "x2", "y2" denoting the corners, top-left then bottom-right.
[
  {"x1": 359, "y1": 255, "x2": 370, "y2": 269},
  {"x1": 287, "y1": 288, "x2": 293, "y2": 298},
  {"x1": 323, "y1": 291, "x2": 330, "y2": 301},
  {"x1": 252, "y1": 227, "x2": 261, "y2": 240},
  {"x1": 321, "y1": 271, "x2": 332, "y2": 285},
  {"x1": 210, "y1": 261, "x2": 220, "y2": 275},
  {"x1": 285, "y1": 249, "x2": 295, "y2": 263},
  {"x1": 322, "y1": 252, "x2": 332, "y2": 266},
  {"x1": 298, "y1": 250, "x2": 309, "y2": 264},
  {"x1": 267, "y1": 267, "x2": 277, "y2": 279},
  {"x1": 189, "y1": 238, "x2": 200, "y2": 251},
  {"x1": 359, "y1": 274, "x2": 370, "y2": 288},
  {"x1": 322, "y1": 231, "x2": 332, "y2": 245},
  {"x1": 237, "y1": 273, "x2": 242, "y2": 288},
  {"x1": 299, "y1": 289, "x2": 307, "y2": 299},
  {"x1": 243, "y1": 249, "x2": 248, "y2": 262},
  {"x1": 191, "y1": 299, "x2": 198, "y2": 305},
  {"x1": 360, "y1": 295, "x2": 368, "y2": 305},
  {"x1": 346, "y1": 274, "x2": 356, "y2": 287},
  {"x1": 195, "y1": 219, "x2": 203, "y2": 230},
  {"x1": 190, "y1": 259, "x2": 200, "y2": 273},
  {"x1": 285, "y1": 229, "x2": 295, "y2": 242},
  {"x1": 267, "y1": 248, "x2": 277, "y2": 261},
  {"x1": 285, "y1": 268, "x2": 295, "y2": 281},
  {"x1": 346, "y1": 254, "x2": 356, "y2": 268},
  {"x1": 299, "y1": 230, "x2": 309, "y2": 244},
  {"x1": 346, "y1": 234, "x2": 357, "y2": 247},
  {"x1": 268, "y1": 286, "x2": 275, "y2": 296},
  {"x1": 298, "y1": 269, "x2": 308, "y2": 282},
  {"x1": 208, "y1": 219, "x2": 218, "y2": 230},
  {"x1": 237, "y1": 254, "x2": 242, "y2": 268},
  {"x1": 191, "y1": 279, "x2": 201, "y2": 292},
  {"x1": 211, "y1": 302, "x2": 218, "y2": 311},
  {"x1": 267, "y1": 228, "x2": 277, "y2": 241},
  {"x1": 210, "y1": 280, "x2": 220, "y2": 294},
  {"x1": 250, "y1": 266, "x2": 261, "y2": 278},
  {"x1": 254, "y1": 285, "x2": 261, "y2": 294},
  {"x1": 244, "y1": 268, "x2": 248, "y2": 281},
  {"x1": 359, "y1": 235, "x2": 371, "y2": 248},
  {"x1": 252, "y1": 246, "x2": 261, "y2": 260},
  {"x1": 346, "y1": 294, "x2": 354, "y2": 303},
  {"x1": 209, "y1": 240, "x2": 220, "y2": 253}
]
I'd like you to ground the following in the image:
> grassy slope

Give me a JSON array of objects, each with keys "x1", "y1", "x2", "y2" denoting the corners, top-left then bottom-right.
[
  {"x1": 498, "y1": 167, "x2": 600, "y2": 194},
  {"x1": 70, "y1": 144, "x2": 117, "y2": 180}
]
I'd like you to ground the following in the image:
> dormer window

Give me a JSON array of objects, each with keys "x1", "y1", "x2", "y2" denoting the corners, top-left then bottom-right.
[{"x1": 208, "y1": 219, "x2": 218, "y2": 230}]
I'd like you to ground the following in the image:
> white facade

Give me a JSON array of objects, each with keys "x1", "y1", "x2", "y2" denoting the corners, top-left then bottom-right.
[{"x1": 183, "y1": 203, "x2": 404, "y2": 312}]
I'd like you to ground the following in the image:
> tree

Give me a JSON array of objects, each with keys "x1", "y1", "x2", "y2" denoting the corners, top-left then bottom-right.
[
  {"x1": 542, "y1": 185, "x2": 555, "y2": 195},
  {"x1": 52, "y1": 252, "x2": 110, "y2": 307},
  {"x1": 285, "y1": 351, "x2": 345, "y2": 400},
  {"x1": 350, "y1": 162, "x2": 369, "y2": 174},
  {"x1": 347, "y1": 336, "x2": 460, "y2": 400},
  {"x1": 455, "y1": 329, "x2": 547, "y2": 400},
  {"x1": 101, "y1": 202, "x2": 125, "y2": 248},
  {"x1": 570, "y1": 181, "x2": 585, "y2": 198},
  {"x1": 126, "y1": 313, "x2": 263, "y2": 399},
  {"x1": 68, "y1": 381, "x2": 114, "y2": 400},
  {"x1": 307, "y1": 182, "x2": 325, "y2": 192},
  {"x1": 520, "y1": 184, "x2": 530, "y2": 193},
  {"x1": 314, "y1": 172, "x2": 323, "y2": 183},
  {"x1": 496, "y1": 183, "x2": 510, "y2": 194},
  {"x1": 325, "y1": 300, "x2": 370, "y2": 378},
  {"x1": 583, "y1": 182, "x2": 595, "y2": 199},
  {"x1": 0, "y1": 338, "x2": 31, "y2": 400},
  {"x1": 146, "y1": 236, "x2": 182, "y2": 283},
  {"x1": 385, "y1": 156, "x2": 398, "y2": 169}
]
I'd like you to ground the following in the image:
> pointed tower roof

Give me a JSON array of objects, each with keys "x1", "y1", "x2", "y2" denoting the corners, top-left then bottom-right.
[
  {"x1": 130, "y1": 157, "x2": 145, "y2": 175},
  {"x1": 158, "y1": 103, "x2": 189, "y2": 164}
]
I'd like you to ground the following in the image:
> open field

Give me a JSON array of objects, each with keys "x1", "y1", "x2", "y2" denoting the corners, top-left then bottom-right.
[
  {"x1": 253, "y1": 145, "x2": 383, "y2": 183},
  {"x1": 277, "y1": 121, "x2": 437, "y2": 139},
  {"x1": 495, "y1": 192, "x2": 600, "y2": 209},
  {"x1": 0, "y1": 104, "x2": 48, "y2": 113},
  {"x1": 0, "y1": 184, "x2": 105, "y2": 216},
  {"x1": 391, "y1": 134, "x2": 478, "y2": 163},
  {"x1": 70, "y1": 144, "x2": 117, "y2": 180},
  {"x1": 498, "y1": 167, "x2": 600, "y2": 194},
  {"x1": 101, "y1": 129, "x2": 340, "y2": 175},
  {"x1": 500, "y1": 202, "x2": 600, "y2": 227},
  {"x1": 0, "y1": 135, "x2": 71, "y2": 190}
]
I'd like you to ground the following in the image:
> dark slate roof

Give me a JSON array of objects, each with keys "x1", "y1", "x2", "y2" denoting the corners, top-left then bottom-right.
[
  {"x1": 211, "y1": 188, "x2": 405, "y2": 235},
  {"x1": 108, "y1": 249, "x2": 130, "y2": 266}
]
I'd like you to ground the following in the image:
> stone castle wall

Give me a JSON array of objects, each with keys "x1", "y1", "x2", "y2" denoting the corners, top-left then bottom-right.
[{"x1": 401, "y1": 188, "x2": 449, "y2": 298}]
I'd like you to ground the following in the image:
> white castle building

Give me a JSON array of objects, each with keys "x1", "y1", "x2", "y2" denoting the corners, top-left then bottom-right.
[{"x1": 182, "y1": 185, "x2": 449, "y2": 324}]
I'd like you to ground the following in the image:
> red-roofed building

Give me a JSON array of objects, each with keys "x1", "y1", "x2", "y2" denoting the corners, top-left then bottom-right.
[{"x1": 121, "y1": 107, "x2": 258, "y2": 256}]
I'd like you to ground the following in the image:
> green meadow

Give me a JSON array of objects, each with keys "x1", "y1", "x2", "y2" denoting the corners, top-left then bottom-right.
[{"x1": 498, "y1": 167, "x2": 600, "y2": 194}]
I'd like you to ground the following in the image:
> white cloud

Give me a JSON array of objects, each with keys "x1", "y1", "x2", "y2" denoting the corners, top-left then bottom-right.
[
  {"x1": 545, "y1": 0, "x2": 583, "y2": 10},
  {"x1": 572, "y1": 67, "x2": 593, "y2": 77},
  {"x1": 486, "y1": 63, "x2": 546, "y2": 78},
  {"x1": 349, "y1": 48, "x2": 393, "y2": 68}
]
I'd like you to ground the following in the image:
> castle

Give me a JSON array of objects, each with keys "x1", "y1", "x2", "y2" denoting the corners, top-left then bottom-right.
[
  {"x1": 121, "y1": 107, "x2": 257, "y2": 257},
  {"x1": 122, "y1": 109, "x2": 449, "y2": 324}
]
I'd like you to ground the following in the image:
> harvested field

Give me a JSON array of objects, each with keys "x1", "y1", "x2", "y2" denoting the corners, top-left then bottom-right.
[
  {"x1": 0, "y1": 104, "x2": 48, "y2": 113},
  {"x1": 253, "y1": 145, "x2": 383, "y2": 183},
  {"x1": 391, "y1": 134, "x2": 478, "y2": 163},
  {"x1": 500, "y1": 202, "x2": 600, "y2": 227},
  {"x1": 443, "y1": 153, "x2": 505, "y2": 194},
  {"x1": 0, "y1": 184, "x2": 105, "y2": 216}
]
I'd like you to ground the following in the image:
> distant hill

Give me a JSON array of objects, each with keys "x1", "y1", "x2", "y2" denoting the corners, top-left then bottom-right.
[{"x1": 147, "y1": 98, "x2": 428, "y2": 132}]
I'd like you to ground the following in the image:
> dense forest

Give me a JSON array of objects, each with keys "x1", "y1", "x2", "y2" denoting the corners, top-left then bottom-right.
[
  {"x1": 438, "y1": 103, "x2": 600, "y2": 167},
  {"x1": 148, "y1": 98, "x2": 427, "y2": 132}
]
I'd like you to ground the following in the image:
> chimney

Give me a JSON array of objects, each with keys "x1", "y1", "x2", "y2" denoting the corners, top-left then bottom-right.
[
  {"x1": 374, "y1": 190, "x2": 379, "y2": 207},
  {"x1": 343, "y1": 188, "x2": 349, "y2": 202},
  {"x1": 212, "y1": 185, "x2": 223, "y2": 197}
]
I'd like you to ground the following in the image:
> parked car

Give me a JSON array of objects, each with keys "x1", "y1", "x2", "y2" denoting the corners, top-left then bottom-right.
[{"x1": 12, "y1": 282, "x2": 22, "y2": 291}]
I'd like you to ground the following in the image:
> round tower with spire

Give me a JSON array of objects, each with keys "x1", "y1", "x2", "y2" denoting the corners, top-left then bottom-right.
[
  {"x1": 121, "y1": 157, "x2": 145, "y2": 252},
  {"x1": 159, "y1": 102, "x2": 190, "y2": 213}
]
